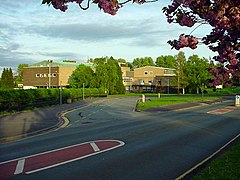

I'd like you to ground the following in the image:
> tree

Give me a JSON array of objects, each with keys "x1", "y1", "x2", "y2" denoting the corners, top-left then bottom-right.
[
  {"x1": 15, "y1": 64, "x2": 28, "y2": 85},
  {"x1": 132, "y1": 57, "x2": 154, "y2": 68},
  {"x1": 94, "y1": 57, "x2": 125, "y2": 94},
  {"x1": 0, "y1": 68, "x2": 14, "y2": 89},
  {"x1": 185, "y1": 55, "x2": 213, "y2": 93},
  {"x1": 117, "y1": 58, "x2": 127, "y2": 63},
  {"x1": 95, "y1": 61, "x2": 109, "y2": 90},
  {"x1": 155, "y1": 55, "x2": 176, "y2": 68},
  {"x1": 175, "y1": 51, "x2": 188, "y2": 94},
  {"x1": 68, "y1": 64, "x2": 95, "y2": 88},
  {"x1": 42, "y1": 0, "x2": 240, "y2": 86},
  {"x1": 90, "y1": 57, "x2": 106, "y2": 65},
  {"x1": 126, "y1": 62, "x2": 134, "y2": 70}
]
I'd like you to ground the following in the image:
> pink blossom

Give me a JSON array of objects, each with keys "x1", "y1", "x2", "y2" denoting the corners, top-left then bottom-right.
[
  {"x1": 230, "y1": 59, "x2": 238, "y2": 66},
  {"x1": 179, "y1": 14, "x2": 195, "y2": 27},
  {"x1": 98, "y1": 0, "x2": 120, "y2": 15}
]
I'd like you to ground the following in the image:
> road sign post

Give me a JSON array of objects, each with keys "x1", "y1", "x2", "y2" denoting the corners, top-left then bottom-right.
[
  {"x1": 142, "y1": 94, "x2": 145, "y2": 103},
  {"x1": 235, "y1": 95, "x2": 240, "y2": 107}
]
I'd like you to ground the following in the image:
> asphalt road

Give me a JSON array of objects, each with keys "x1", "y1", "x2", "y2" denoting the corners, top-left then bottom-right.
[{"x1": 0, "y1": 97, "x2": 240, "y2": 180}]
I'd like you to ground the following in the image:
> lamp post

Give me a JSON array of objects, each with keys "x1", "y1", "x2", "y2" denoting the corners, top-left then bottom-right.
[
  {"x1": 48, "y1": 60, "x2": 53, "y2": 88},
  {"x1": 59, "y1": 81, "x2": 62, "y2": 105},
  {"x1": 83, "y1": 83, "x2": 85, "y2": 100},
  {"x1": 167, "y1": 78, "x2": 170, "y2": 94}
]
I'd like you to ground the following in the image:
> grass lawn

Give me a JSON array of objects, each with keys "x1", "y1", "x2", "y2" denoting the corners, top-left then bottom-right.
[
  {"x1": 205, "y1": 86, "x2": 240, "y2": 95},
  {"x1": 193, "y1": 139, "x2": 240, "y2": 179},
  {"x1": 136, "y1": 95, "x2": 220, "y2": 111}
]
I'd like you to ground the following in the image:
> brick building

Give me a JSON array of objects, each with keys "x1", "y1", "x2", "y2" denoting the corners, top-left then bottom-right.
[
  {"x1": 121, "y1": 65, "x2": 176, "y2": 93},
  {"x1": 23, "y1": 60, "x2": 176, "y2": 93},
  {"x1": 23, "y1": 60, "x2": 91, "y2": 89}
]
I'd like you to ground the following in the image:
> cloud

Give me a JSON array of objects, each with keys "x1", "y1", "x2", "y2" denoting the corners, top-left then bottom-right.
[
  {"x1": 24, "y1": 18, "x2": 178, "y2": 49},
  {"x1": 39, "y1": 51, "x2": 85, "y2": 61},
  {"x1": 0, "y1": 44, "x2": 34, "y2": 68}
]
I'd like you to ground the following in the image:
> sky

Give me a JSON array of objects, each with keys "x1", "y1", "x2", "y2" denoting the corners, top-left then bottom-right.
[{"x1": 0, "y1": 0, "x2": 217, "y2": 74}]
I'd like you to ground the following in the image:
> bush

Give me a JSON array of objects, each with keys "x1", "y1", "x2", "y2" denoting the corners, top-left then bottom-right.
[{"x1": 0, "y1": 88, "x2": 107, "y2": 112}]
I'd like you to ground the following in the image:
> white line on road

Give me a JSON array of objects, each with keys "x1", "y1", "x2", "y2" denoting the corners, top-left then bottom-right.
[
  {"x1": 90, "y1": 142, "x2": 100, "y2": 152},
  {"x1": 14, "y1": 159, "x2": 25, "y2": 174}
]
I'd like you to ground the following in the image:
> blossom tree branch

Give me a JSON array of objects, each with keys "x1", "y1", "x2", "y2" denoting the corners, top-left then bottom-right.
[{"x1": 79, "y1": 0, "x2": 91, "y2": 10}]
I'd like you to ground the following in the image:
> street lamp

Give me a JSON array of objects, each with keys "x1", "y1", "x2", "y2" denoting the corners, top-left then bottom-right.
[
  {"x1": 59, "y1": 81, "x2": 62, "y2": 105},
  {"x1": 83, "y1": 83, "x2": 85, "y2": 100},
  {"x1": 48, "y1": 60, "x2": 53, "y2": 88},
  {"x1": 167, "y1": 78, "x2": 170, "y2": 94}
]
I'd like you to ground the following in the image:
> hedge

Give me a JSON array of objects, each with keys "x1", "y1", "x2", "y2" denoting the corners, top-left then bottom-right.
[{"x1": 0, "y1": 88, "x2": 107, "y2": 112}]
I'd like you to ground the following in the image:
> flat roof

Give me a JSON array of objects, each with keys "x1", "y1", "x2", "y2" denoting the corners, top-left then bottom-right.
[{"x1": 28, "y1": 60, "x2": 93, "y2": 68}]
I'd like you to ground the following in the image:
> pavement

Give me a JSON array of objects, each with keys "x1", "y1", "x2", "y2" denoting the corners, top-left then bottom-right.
[
  {"x1": 0, "y1": 95, "x2": 234, "y2": 144},
  {"x1": 0, "y1": 100, "x2": 90, "y2": 143}
]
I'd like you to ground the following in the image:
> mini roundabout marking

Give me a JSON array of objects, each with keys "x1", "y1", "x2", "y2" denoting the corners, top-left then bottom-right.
[{"x1": 0, "y1": 140, "x2": 125, "y2": 179}]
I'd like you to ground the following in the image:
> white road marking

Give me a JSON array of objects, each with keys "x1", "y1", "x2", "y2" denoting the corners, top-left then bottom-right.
[
  {"x1": 25, "y1": 140, "x2": 125, "y2": 174},
  {"x1": 14, "y1": 159, "x2": 25, "y2": 174},
  {"x1": 90, "y1": 142, "x2": 100, "y2": 152},
  {"x1": 1, "y1": 140, "x2": 125, "y2": 176}
]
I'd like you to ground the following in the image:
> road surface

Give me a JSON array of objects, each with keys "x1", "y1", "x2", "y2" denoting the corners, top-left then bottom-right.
[{"x1": 0, "y1": 97, "x2": 240, "y2": 180}]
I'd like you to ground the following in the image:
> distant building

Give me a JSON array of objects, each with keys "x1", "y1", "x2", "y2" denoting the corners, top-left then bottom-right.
[
  {"x1": 23, "y1": 60, "x2": 176, "y2": 93},
  {"x1": 121, "y1": 65, "x2": 176, "y2": 93},
  {"x1": 22, "y1": 60, "x2": 91, "y2": 89}
]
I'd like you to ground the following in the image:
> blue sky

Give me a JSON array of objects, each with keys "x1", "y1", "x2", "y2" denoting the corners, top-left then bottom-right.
[{"x1": 0, "y1": 0, "x2": 217, "y2": 74}]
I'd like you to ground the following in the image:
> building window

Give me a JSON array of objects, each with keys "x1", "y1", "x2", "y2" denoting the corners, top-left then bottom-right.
[
  {"x1": 52, "y1": 73, "x2": 57, "y2": 77},
  {"x1": 36, "y1": 74, "x2": 40, "y2": 77},
  {"x1": 149, "y1": 71, "x2": 153, "y2": 75},
  {"x1": 144, "y1": 71, "x2": 148, "y2": 75},
  {"x1": 140, "y1": 80, "x2": 144, "y2": 85},
  {"x1": 148, "y1": 80, "x2": 152, "y2": 85}
]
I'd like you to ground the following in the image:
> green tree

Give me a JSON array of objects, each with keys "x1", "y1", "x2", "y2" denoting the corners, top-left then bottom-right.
[
  {"x1": 186, "y1": 55, "x2": 213, "y2": 94},
  {"x1": 106, "y1": 57, "x2": 125, "y2": 94},
  {"x1": 15, "y1": 64, "x2": 28, "y2": 85},
  {"x1": 155, "y1": 55, "x2": 176, "y2": 68},
  {"x1": 95, "y1": 57, "x2": 125, "y2": 94},
  {"x1": 0, "y1": 68, "x2": 14, "y2": 89},
  {"x1": 117, "y1": 58, "x2": 126, "y2": 63},
  {"x1": 95, "y1": 62, "x2": 109, "y2": 90},
  {"x1": 126, "y1": 62, "x2": 134, "y2": 70},
  {"x1": 175, "y1": 52, "x2": 188, "y2": 94},
  {"x1": 68, "y1": 64, "x2": 95, "y2": 88},
  {"x1": 132, "y1": 57, "x2": 154, "y2": 68},
  {"x1": 91, "y1": 57, "x2": 106, "y2": 65}
]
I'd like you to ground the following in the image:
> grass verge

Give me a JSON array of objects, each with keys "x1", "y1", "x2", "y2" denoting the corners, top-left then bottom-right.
[
  {"x1": 193, "y1": 138, "x2": 240, "y2": 179},
  {"x1": 137, "y1": 95, "x2": 220, "y2": 111}
]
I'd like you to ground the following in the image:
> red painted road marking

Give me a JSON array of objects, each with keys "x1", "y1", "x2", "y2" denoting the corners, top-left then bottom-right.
[
  {"x1": 0, "y1": 140, "x2": 124, "y2": 179},
  {"x1": 207, "y1": 106, "x2": 236, "y2": 115}
]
